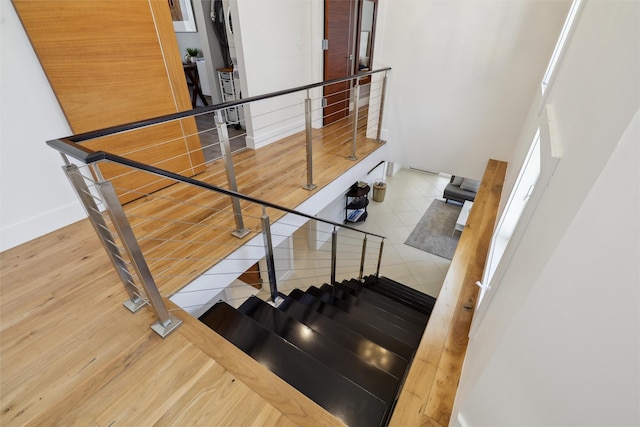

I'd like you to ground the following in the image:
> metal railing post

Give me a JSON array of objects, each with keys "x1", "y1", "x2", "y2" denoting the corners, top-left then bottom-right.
[
  {"x1": 358, "y1": 235, "x2": 368, "y2": 280},
  {"x1": 95, "y1": 169, "x2": 182, "y2": 338},
  {"x1": 303, "y1": 91, "x2": 317, "y2": 191},
  {"x1": 348, "y1": 81, "x2": 360, "y2": 161},
  {"x1": 63, "y1": 162, "x2": 145, "y2": 314},
  {"x1": 331, "y1": 227, "x2": 338, "y2": 284},
  {"x1": 376, "y1": 238, "x2": 385, "y2": 278},
  {"x1": 376, "y1": 72, "x2": 388, "y2": 142},
  {"x1": 216, "y1": 110, "x2": 251, "y2": 239},
  {"x1": 260, "y1": 206, "x2": 279, "y2": 302}
]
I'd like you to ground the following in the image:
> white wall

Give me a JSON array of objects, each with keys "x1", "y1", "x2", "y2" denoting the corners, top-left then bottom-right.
[
  {"x1": 0, "y1": 0, "x2": 85, "y2": 252},
  {"x1": 376, "y1": 0, "x2": 572, "y2": 180},
  {"x1": 452, "y1": 1, "x2": 640, "y2": 425},
  {"x1": 233, "y1": 0, "x2": 323, "y2": 148},
  {"x1": 0, "y1": 0, "x2": 619, "y2": 264}
]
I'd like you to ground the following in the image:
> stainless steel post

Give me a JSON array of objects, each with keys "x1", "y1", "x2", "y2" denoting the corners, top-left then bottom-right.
[
  {"x1": 261, "y1": 206, "x2": 278, "y2": 302},
  {"x1": 63, "y1": 163, "x2": 145, "y2": 314},
  {"x1": 348, "y1": 82, "x2": 360, "y2": 161},
  {"x1": 331, "y1": 227, "x2": 338, "y2": 284},
  {"x1": 303, "y1": 90, "x2": 317, "y2": 191},
  {"x1": 216, "y1": 110, "x2": 250, "y2": 239},
  {"x1": 376, "y1": 72, "x2": 388, "y2": 142},
  {"x1": 376, "y1": 238, "x2": 385, "y2": 278},
  {"x1": 97, "y1": 173, "x2": 182, "y2": 338},
  {"x1": 359, "y1": 235, "x2": 368, "y2": 280}
]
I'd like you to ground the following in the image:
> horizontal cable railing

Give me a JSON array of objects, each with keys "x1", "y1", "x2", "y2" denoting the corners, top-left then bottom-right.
[{"x1": 47, "y1": 68, "x2": 391, "y2": 336}]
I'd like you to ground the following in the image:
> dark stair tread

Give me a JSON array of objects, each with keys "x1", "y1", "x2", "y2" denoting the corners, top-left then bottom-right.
[
  {"x1": 363, "y1": 284, "x2": 433, "y2": 316},
  {"x1": 362, "y1": 276, "x2": 436, "y2": 315},
  {"x1": 330, "y1": 281, "x2": 429, "y2": 329},
  {"x1": 342, "y1": 279, "x2": 430, "y2": 326},
  {"x1": 320, "y1": 283, "x2": 424, "y2": 336},
  {"x1": 238, "y1": 296, "x2": 400, "y2": 402},
  {"x1": 377, "y1": 276, "x2": 438, "y2": 307},
  {"x1": 287, "y1": 289, "x2": 416, "y2": 360},
  {"x1": 277, "y1": 294, "x2": 409, "y2": 378},
  {"x1": 368, "y1": 277, "x2": 437, "y2": 308},
  {"x1": 366, "y1": 279, "x2": 434, "y2": 308},
  {"x1": 304, "y1": 286, "x2": 422, "y2": 348},
  {"x1": 318, "y1": 283, "x2": 426, "y2": 335},
  {"x1": 199, "y1": 301, "x2": 389, "y2": 427}
]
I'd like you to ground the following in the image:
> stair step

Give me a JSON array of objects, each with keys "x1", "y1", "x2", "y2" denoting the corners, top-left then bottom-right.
[
  {"x1": 327, "y1": 282, "x2": 429, "y2": 330},
  {"x1": 288, "y1": 288, "x2": 417, "y2": 357},
  {"x1": 307, "y1": 286, "x2": 422, "y2": 347},
  {"x1": 340, "y1": 280, "x2": 430, "y2": 327},
  {"x1": 199, "y1": 301, "x2": 389, "y2": 427},
  {"x1": 378, "y1": 276, "x2": 438, "y2": 307},
  {"x1": 238, "y1": 296, "x2": 400, "y2": 402},
  {"x1": 318, "y1": 283, "x2": 426, "y2": 336},
  {"x1": 277, "y1": 294, "x2": 409, "y2": 378},
  {"x1": 362, "y1": 276, "x2": 436, "y2": 315}
]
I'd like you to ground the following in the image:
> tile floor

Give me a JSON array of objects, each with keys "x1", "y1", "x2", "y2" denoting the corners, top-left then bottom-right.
[
  {"x1": 356, "y1": 168, "x2": 453, "y2": 297},
  {"x1": 254, "y1": 168, "x2": 454, "y2": 301}
]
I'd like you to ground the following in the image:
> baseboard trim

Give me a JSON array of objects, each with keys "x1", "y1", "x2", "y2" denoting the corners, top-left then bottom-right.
[{"x1": 0, "y1": 201, "x2": 86, "y2": 252}]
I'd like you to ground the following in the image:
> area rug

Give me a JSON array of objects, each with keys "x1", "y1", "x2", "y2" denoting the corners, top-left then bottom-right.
[{"x1": 404, "y1": 200, "x2": 462, "y2": 260}]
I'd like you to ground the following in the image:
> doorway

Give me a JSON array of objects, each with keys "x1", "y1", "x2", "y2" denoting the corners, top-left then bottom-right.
[
  {"x1": 323, "y1": 0, "x2": 357, "y2": 125},
  {"x1": 322, "y1": 0, "x2": 378, "y2": 125}
]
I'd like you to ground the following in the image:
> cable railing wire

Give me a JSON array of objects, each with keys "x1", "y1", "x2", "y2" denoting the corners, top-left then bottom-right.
[{"x1": 49, "y1": 68, "x2": 391, "y2": 332}]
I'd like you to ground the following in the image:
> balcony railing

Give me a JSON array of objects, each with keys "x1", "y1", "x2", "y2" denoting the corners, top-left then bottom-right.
[{"x1": 47, "y1": 68, "x2": 391, "y2": 336}]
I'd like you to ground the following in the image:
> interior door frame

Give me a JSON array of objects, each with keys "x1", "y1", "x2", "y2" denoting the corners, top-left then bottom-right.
[
  {"x1": 353, "y1": 0, "x2": 378, "y2": 85},
  {"x1": 322, "y1": 0, "x2": 357, "y2": 125}
]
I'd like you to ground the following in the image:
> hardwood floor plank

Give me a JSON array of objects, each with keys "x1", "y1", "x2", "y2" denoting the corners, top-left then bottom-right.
[
  {"x1": 92, "y1": 337, "x2": 215, "y2": 426},
  {"x1": 0, "y1": 276, "x2": 133, "y2": 394},
  {"x1": 113, "y1": 119, "x2": 384, "y2": 297},
  {"x1": 155, "y1": 365, "x2": 253, "y2": 425},
  {"x1": 0, "y1": 116, "x2": 384, "y2": 427},
  {"x1": 1, "y1": 291, "x2": 145, "y2": 425},
  {"x1": 174, "y1": 302, "x2": 346, "y2": 426}
]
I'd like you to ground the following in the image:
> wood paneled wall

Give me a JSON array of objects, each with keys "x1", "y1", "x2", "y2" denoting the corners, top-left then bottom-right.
[{"x1": 12, "y1": 0, "x2": 205, "y2": 203}]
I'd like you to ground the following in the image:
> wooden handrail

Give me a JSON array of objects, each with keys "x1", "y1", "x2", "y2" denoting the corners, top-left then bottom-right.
[{"x1": 389, "y1": 159, "x2": 508, "y2": 427}]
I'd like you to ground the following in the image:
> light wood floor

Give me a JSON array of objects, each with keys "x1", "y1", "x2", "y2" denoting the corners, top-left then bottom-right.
[
  {"x1": 0, "y1": 108, "x2": 506, "y2": 425},
  {"x1": 121, "y1": 110, "x2": 383, "y2": 297}
]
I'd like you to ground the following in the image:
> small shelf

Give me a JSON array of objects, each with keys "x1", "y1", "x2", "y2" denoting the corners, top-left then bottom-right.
[
  {"x1": 217, "y1": 68, "x2": 242, "y2": 127},
  {"x1": 346, "y1": 185, "x2": 370, "y2": 198},
  {"x1": 345, "y1": 183, "x2": 370, "y2": 224},
  {"x1": 346, "y1": 197, "x2": 369, "y2": 210},
  {"x1": 346, "y1": 209, "x2": 368, "y2": 223}
]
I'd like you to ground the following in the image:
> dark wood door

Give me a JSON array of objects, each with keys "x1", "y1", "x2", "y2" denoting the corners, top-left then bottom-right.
[{"x1": 323, "y1": 0, "x2": 356, "y2": 125}]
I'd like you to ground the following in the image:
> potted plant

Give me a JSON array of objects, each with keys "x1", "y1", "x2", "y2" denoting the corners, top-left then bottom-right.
[{"x1": 185, "y1": 48, "x2": 199, "y2": 63}]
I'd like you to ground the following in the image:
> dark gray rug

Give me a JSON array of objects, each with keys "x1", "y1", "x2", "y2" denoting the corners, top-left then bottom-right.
[{"x1": 404, "y1": 200, "x2": 462, "y2": 260}]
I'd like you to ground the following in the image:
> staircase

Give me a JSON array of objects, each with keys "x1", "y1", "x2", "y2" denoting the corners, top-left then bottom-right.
[{"x1": 199, "y1": 275, "x2": 436, "y2": 427}]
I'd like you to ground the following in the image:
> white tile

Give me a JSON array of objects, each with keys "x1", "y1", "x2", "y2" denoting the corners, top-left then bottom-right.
[
  {"x1": 406, "y1": 260, "x2": 447, "y2": 283},
  {"x1": 396, "y1": 210, "x2": 423, "y2": 227},
  {"x1": 407, "y1": 197, "x2": 431, "y2": 211},
  {"x1": 383, "y1": 225, "x2": 412, "y2": 244},
  {"x1": 367, "y1": 200, "x2": 394, "y2": 214},
  {"x1": 388, "y1": 199, "x2": 417, "y2": 214},
  {"x1": 394, "y1": 243, "x2": 431, "y2": 263},
  {"x1": 379, "y1": 245, "x2": 404, "y2": 266},
  {"x1": 278, "y1": 168, "x2": 455, "y2": 300}
]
